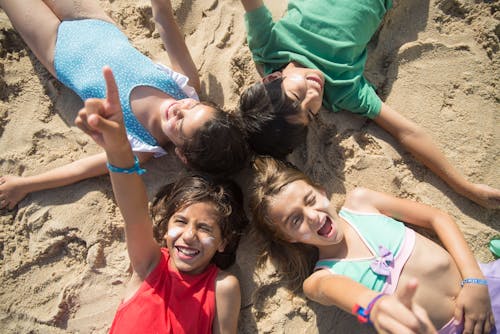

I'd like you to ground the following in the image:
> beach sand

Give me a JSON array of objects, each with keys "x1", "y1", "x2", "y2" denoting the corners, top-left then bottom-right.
[{"x1": 0, "y1": 0, "x2": 498, "y2": 333}]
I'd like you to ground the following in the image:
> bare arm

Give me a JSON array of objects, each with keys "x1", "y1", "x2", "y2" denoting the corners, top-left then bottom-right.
[
  {"x1": 346, "y1": 187, "x2": 494, "y2": 333},
  {"x1": 213, "y1": 271, "x2": 241, "y2": 334},
  {"x1": 238, "y1": 0, "x2": 264, "y2": 12},
  {"x1": 374, "y1": 102, "x2": 500, "y2": 209},
  {"x1": 0, "y1": 150, "x2": 152, "y2": 210},
  {"x1": 0, "y1": 153, "x2": 107, "y2": 210},
  {"x1": 150, "y1": 0, "x2": 201, "y2": 93},
  {"x1": 75, "y1": 67, "x2": 160, "y2": 279},
  {"x1": 303, "y1": 270, "x2": 436, "y2": 333}
]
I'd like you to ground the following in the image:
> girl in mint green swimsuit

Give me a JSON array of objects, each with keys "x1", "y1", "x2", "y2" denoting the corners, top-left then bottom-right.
[{"x1": 249, "y1": 156, "x2": 497, "y2": 334}]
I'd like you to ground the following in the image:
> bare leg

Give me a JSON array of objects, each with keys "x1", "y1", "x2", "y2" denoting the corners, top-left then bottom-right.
[
  {"x1": 0, "y1": 0, "x2": 60, "y2": 76},
  {"x1": 0, "y1": 0, "x2": 114, "y2": 77},
  {"x1": 41, "y1": 0, "x2": 113, "y2": 23}
]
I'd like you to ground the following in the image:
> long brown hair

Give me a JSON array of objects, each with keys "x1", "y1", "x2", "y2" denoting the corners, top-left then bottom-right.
[{"x1": 249, "y1": 156, "x2": 319, "y2": 292}]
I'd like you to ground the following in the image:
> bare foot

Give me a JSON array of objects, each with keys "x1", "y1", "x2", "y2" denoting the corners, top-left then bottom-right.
[
  {"x1": 465, "y1": 183, "x2": 500, "y2": 209},
  {"x1": 0, "y1": 175, "x2": 28, "y2": 210}
]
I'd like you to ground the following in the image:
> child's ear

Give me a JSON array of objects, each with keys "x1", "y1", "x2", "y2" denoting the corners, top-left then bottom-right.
[
  {"x1": 174, "y1": 147, "x2": 188, "y2": 165},
  {"x1": 217, "y1": 239, "x2": 228, "y2": 253}
]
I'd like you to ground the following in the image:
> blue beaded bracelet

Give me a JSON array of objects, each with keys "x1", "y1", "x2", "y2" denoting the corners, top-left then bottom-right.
[
  {"x1": 461, "y1": 278, "x2": 488, "y2": 287},
  {"x1": 106, "y1": 155, "x2": 146, "y2": 175}
]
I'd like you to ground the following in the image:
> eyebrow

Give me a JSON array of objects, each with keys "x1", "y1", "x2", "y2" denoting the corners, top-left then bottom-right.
[{"x1": 303, "y1": 190, "x2": 314, "y2": 204}]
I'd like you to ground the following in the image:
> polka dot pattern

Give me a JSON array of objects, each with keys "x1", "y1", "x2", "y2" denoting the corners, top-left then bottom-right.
[{"x1": 54, "y1": 19, "x2": 188, "y2": 147}]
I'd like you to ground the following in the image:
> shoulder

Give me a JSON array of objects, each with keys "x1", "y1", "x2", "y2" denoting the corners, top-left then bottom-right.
[
  {"x1": 343, "y1": 187, "x2": 380, "y2": 213},
  {"x1": 302, "y1": 269, "x2": 332, "y2": 300},
  {"x1": 215, "y1": 270, "x2": 240, "y2": 298}
]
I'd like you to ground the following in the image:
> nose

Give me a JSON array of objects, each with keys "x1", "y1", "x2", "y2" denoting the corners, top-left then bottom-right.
[
  {"x1": 182, "y1": 225, "x2": 196, "y2": 242},
  {"x1": 304, "y1": 208, "x2": 319, "y2": 227}
]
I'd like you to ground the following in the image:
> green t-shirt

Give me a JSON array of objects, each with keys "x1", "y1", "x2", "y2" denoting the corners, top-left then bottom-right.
[{"x1": 245, "y1": 0, "x2": 392, "y2": 119}]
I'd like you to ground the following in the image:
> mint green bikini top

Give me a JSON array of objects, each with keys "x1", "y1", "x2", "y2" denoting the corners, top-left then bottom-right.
[{"x1": 315, "y1": 208, "x2": 414, "y2": 293}]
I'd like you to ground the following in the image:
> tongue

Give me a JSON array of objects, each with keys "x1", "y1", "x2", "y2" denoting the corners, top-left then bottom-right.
[{"x1": 318, "y1": 221, "x2": 332, "y2": 236}]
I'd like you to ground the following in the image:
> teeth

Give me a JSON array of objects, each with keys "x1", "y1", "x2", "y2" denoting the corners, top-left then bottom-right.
[{"x1": 176, "y1": 246, "x2": 199, "y2": 256}]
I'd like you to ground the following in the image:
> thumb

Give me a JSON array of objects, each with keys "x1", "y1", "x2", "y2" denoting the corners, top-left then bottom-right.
[
  {"x1": 87, "y1": 113, "x2": 118, "y2": 133},
  {"x1": 396, "y1": 278, "x2": 418, "y2": 309}
]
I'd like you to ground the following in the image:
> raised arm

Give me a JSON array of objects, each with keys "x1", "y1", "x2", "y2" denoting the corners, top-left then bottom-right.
[
  {"x1": 150, "y1": 0, "x2": 201, "y2": 93},
  {"x1": 238, "y1": 0, "x2": 264, "y2": 12},
  {"x1": 374, "y1": 102, "x2": 500, "y2": 209},
  {"x1": 347, "y1": 187, "x2": 494, "y2": 333},
  {"x1": 75, "y1": 67, "x2": 160, "y2": 279}
]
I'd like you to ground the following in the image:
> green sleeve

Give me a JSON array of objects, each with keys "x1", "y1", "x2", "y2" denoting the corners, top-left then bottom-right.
[{"x1": 244, "y1": 5, "x2": 274, "y2": 59}]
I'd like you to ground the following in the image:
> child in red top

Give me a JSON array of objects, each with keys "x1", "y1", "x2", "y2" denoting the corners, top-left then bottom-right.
[{"x1": 76, "y1": 67, "x2": 247, "y2": 333}]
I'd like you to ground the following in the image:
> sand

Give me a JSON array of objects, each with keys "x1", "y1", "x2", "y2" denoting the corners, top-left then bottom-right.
[{"x1": 0, "y1": 0, "x2": 498, "y2": 333}]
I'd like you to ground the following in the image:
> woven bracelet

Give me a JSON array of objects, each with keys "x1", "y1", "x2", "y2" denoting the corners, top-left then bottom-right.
[{"x1": 106, "y1": 155, "x2": 146, "y2": 175}]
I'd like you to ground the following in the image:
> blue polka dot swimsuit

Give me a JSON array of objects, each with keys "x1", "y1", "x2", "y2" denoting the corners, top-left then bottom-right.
[{"x1": 54, "y1": 19, "x2": 188, "y2": 148}]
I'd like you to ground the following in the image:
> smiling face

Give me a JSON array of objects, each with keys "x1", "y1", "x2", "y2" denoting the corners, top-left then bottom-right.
[
  {"x1": 164, "y1": 201, "x2": 226, "y2": 274},
  {"x1": 160, "y1": 98, "x2": 216, "y2": 148},
  {"x1": 267, "y1": 180, "x2": 343, "y2": 247},
  {"x1": 263, "y1": 64, "x2": 325, "y2": 125}
]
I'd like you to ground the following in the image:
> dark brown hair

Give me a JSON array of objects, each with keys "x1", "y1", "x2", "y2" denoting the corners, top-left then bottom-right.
[
  {"x1": 151, "y1": 174, "x2": 248, "y2": 269},
  {"x1": 238, "y1": 79, "x2": 307, "y2": 159},
  {"x1": 182, "y1": 102, "x2": 250, "y2": 175}
]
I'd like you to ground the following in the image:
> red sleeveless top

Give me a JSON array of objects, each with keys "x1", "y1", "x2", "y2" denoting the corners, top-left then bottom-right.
[{"x1": 109, "y1": 248, "x2": 218, "y2": 333}]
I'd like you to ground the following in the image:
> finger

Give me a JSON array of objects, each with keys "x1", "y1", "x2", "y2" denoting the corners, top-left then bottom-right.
[
  {"x1": 396, "y1": 278, "x2": 418, "y2": 309},
  {"x1": 483, "y1": 315, "x2": 492, "y2": 334},
  {"x1": 375, "y1": 312, "x2": 417, "y2": 334},
  {"x1": 375, "y1": 297, "x2": 421, "y2": 333},
  {"x1": 87, "y1": 113, "x2": 118, "y2": 134},
  {"x1": 102, "y1": 66, "x2": 120, "y2": 109},
  {"x1": 454, "y1": 304, "x2": 464, "y2": 325},
  {"x1": 413, "y1": 304, "x2": 437, "y2": 334},
  {"x1": 75, "y1": 109, "x2": 97, "y2": 136},
  {"x1": 462, "y1": 317, "x2": 475, "y2": 334},
  {"x1": 473, "y1": 320, "x2": 482, "y2": 334}
]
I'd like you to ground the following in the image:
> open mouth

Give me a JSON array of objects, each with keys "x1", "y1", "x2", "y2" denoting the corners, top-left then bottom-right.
[
  {"x1": 175, "y1": 246, "x2": 200, "y2": 258},
  {"x1": 317, "y1": 216, "x2": 333, "y2": 237}
]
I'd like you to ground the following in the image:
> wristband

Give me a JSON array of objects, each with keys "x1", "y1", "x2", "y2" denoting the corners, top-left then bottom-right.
[
  {"x1": 460, "y1": 278, "x2": 488, "y2": 287},
  {"x1": 106, "y1": 155, "x2": 146, "y2": 175},
  {"x1": 352, "y1": 293, "x2": 386, "y2": 324}
]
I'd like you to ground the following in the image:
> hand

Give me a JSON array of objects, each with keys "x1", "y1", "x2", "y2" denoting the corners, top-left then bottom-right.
[
  {"x1": 75, "y1": 66, "x2": 129, "y2": 151},
  {"x1": 463, "y1": 183, "x2": 500, "y2": 209},
  {"x1": 371, "y1": 279, "x2": 437, "y2": 334},
  {"x1": 0, "y1": 175, "x2": 28, "y2": 210},
  {"x1": 454, "y1": 282, "x2": 495, "y2": 334}
]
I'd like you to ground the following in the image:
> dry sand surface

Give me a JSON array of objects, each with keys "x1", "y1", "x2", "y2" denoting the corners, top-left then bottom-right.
[{"x1": 0, "y1": 0, "x2": 499, "y2": 333}]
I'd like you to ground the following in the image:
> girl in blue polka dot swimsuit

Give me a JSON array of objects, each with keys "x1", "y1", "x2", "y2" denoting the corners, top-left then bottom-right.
[{"x1": 0, "y1": 0, "x2": 249, "y2": 210}]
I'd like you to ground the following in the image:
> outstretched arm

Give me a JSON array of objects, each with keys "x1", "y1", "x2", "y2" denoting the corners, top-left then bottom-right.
[
  {"x1": 374, "y1": 102, "x2": 500, "y2": 209},
  {"x1": 150, "y1": 0, "x2": 201, "y2": 93},
  {"x1": 303, "y1": 270, "x2": 436, "y2": 333},
  {"x1": 0, "y1": 150, "x2": 152, "y2": 210},
  {"x1": 0, "y1": 153, "x2": 106, "y2": 210},
  {"x1": 76, "y1": 66, "x2": 160, "y2": 279},
  {"x1": 347, "y1": 187, "x2": 494, "y2": 333}
]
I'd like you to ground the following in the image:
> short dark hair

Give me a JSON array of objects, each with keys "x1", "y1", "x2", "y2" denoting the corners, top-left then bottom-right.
[
  {"x1": 151, "y1": 174, "x2": 248, "y2": 269},
  {"x1": 181, "y1": 102, "x2": 250, "y2": 175},
  {"x1": 238, "y1": 79, "x2": 308, "y2": 159}
]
